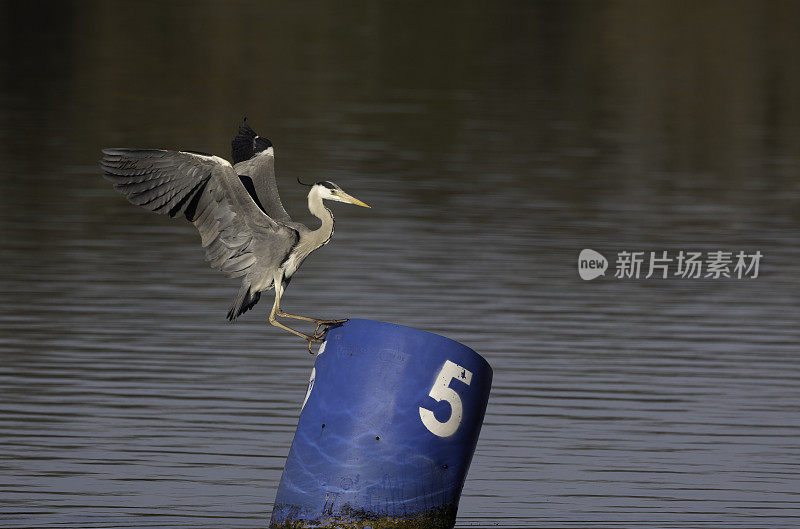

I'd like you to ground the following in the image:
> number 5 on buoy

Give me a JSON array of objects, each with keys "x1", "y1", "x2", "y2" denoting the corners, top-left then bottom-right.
[{"x1": 419, "y1": 360, "x2": 473, "y2": 437}]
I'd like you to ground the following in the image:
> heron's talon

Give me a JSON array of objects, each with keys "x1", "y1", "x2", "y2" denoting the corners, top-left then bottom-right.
[
  {"x1": 313, "y1": 324, "x2": 329, "y2": 340},
  {"x1": 307, "y1": 336, "x2": 324, "y2": 354},
  {"x1": 313, "y1": 318, "x2": 347, "y2": 340},
  {"x1": 322, "y1": 318, "x2": 348, "y2": 324}
]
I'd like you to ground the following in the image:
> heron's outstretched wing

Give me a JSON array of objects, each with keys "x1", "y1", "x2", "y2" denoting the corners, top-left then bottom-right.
[
  {"x1": 231, "y1": 120, "x2": 293, "y2": 223},
  {"x1": 100, "y1": 149, "x2": 297, "y2": 281}
]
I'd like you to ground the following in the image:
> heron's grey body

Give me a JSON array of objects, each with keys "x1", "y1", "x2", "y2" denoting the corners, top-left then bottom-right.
[
  {"x1": 100, "y1": 120, "x2": 368, "y2": 344},
  {"x1": 226, "y1": 160, "x2": 336, "y2": 321}
]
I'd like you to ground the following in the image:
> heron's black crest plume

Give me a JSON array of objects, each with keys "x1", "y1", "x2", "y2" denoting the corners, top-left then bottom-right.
[
  {"x1": 297, "y1": 179, "x2": 336, "y2": 189},
  {"x1": 231, "y1": 117, "x2": 272, "y2": 164}
]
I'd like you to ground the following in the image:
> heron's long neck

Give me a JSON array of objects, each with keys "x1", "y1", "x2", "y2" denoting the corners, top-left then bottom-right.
[{"x1": 307, "y1": 192, "x2": 334, "y2": 248}]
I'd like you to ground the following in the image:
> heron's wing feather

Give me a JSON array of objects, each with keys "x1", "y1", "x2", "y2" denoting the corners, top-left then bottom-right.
[
  {"x1": 234, "y1": 155, "x2": 293, "y2": 223},
  {"x1": 100, "y1": 149, "x2": 297, "y2": 280},
  {"x1": 231, "y1": 120, "x2": 293, "y2": 223}
]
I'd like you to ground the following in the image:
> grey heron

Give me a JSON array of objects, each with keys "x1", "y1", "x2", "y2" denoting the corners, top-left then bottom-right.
[{"x1": 100, "y1": 119, "x2": 370, "y2": 351}]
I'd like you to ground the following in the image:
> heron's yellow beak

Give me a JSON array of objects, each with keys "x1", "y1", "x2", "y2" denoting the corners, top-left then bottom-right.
[{"x1": 340, "y1": 192, "x2": 371, "y2": 208}]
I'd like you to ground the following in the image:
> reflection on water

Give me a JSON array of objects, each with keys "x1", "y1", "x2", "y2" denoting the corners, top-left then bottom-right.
[{"x1": 2, "y1": 1, "x2": 800, "y2": 527}]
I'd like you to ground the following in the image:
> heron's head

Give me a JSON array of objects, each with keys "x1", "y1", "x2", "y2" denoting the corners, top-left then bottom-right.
[{"x1": 299, "y1": 179, "x2": 370, "y2": 208}]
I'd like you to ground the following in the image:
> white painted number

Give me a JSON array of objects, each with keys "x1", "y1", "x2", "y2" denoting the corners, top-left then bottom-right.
[{"x1": 419, "y1": 360, "x2": 473, "y2": 437}]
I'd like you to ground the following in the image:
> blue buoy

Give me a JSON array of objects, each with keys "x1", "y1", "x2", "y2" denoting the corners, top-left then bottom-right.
[{"x1": 269, "y1": 319, "x2": 492, "y2": 529}]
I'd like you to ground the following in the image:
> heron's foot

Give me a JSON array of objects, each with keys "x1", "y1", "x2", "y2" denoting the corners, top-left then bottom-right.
[
  {"x1": 307, "y1": 336, "x2": 324, "y2": 354},
  {"x1": 312, "y1": 326, "x2": 328, "y2": 340},
  {"x1": 313, "y1": 319, "x2": 348, "y2": 339},
  {"x1": 269, "y1": 315, "x2": 321, "y2": 345}
]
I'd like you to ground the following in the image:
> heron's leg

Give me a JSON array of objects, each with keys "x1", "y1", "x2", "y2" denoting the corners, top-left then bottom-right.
[
  {"x1": 276, "y1": 313, "x2": 347, "y2": 339},
  {"x1": 272, "y1": 280, "x2": 316, "y2": 323},
  {"x1": 269, "y1": 308, "x2": 323, "y2": 353},
  {"x1": 275, "y1": 307, "x2": 346, "y2": 326},
  {"x1": 268, "y1": 288, "x2": 321, "y2": 352},
  {"x1": 269, "y1": 307, "x2": 316, "y2": 341},
  {"x1": 275, "y1": 310, "x2": 317, "y2": 323},
  {"x1": 277, "y1": 311, "x2": 348, "y2": 340},
  {"x1": 274, "y1": 302, "x2": 347, "y2": 331},
  {"x1": 270, "y1": 275, "x2": 342, "y2": 347}
]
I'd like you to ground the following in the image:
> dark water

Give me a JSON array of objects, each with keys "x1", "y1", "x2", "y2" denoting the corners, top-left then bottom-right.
[{"x1": 2, "y1": 1, "x2": 800, "y2": 527}]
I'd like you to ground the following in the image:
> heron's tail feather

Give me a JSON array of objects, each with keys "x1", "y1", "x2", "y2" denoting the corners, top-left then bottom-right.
[{"x1": 227, "y1": 284, "x2": 261, "y2": 321}]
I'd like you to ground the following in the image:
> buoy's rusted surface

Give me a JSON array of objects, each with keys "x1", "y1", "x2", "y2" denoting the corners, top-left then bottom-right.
[{"x1": 270, "y1": 503, "x2": 457, "y2": 529}]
